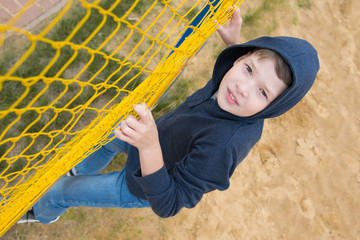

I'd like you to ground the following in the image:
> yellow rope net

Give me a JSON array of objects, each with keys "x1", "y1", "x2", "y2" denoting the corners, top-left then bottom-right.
[{"x1": 0, "y1": 0, "x2": 242, "y2": 236}]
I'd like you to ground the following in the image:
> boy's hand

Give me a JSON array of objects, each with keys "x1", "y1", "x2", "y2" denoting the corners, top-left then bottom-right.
[
  {"x1": 217, "y1": 8, "x2": 242, "y2": 46},
  {"x1": 115, "y1": 103, "x2": 164, "y2": 177},
  {"x1": 115, "y1": 103, "x2": 159, "y2": 151}
]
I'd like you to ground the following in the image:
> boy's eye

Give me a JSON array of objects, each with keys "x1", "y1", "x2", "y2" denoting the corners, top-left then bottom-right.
[
  {"x1": 260, "y1": 88, "x2": 267, "y2": 98},
  {"x1": 246, "y1": 65, "x2": 252, "y2": 75}
]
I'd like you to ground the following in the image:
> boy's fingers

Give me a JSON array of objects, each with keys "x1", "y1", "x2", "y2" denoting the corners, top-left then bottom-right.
[
  {"x1": 134, "y1": 103, "x2": 153, "y2": 122},
  {"x1": 114, "y1": 129, "x2": 133, "y2": 144},
  {"x1": 232, "y1": 7, "x2": 240, "y2": 15},
  {"x1": 217, "y1": 8, "x2": 241, "y2": 30},
  {"x1": 216, "y1": 24, "x2": 224, "y2": 33},
  {"x1": 124, "y1": 115, "x2": 139, "y2": 129},
  {"x1": 120, "y1": 120, "x2": 136, "y2": 136},
  {"x1": 230, "y1": 8, "x2": 242, "y2": 25},
  {"x1": 224, "y1": 5, "x2": 235, "y2": 14},
  {"x1": 134, "y1": 103, "x2": 146, "y2": 114},
  {"x1": 114, "y1": 128, "x2": 126, "y2": 140},
  {"x1": 114, "y1": 129, "x2": 123, "y2": 139}
]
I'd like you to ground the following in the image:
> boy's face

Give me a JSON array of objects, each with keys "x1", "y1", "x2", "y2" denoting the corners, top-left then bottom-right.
[{"x1": 217, "y1": 53, "x2": 288, "y2": 117}]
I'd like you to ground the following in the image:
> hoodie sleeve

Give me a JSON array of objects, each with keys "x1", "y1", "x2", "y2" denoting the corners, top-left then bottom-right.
[{"x1": 132, "y1": 139, "x2": 235, "y2": 218}]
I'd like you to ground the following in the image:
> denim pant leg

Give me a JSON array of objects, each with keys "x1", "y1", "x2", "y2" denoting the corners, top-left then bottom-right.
[
  {"x1": 33, "y1": 169, "x2": 150, "y2": 224},
  {"x1": 73, "y1": 133, "x2": 129, "y2": 175},
  {"x1": 33, "y1": 134, "x2": 150, "y2": 224}
]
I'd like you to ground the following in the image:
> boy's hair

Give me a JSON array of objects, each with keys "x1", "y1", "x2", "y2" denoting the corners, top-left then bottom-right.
[{"x1": 250, "y1": 48, "x2": 293, "y2": 87}]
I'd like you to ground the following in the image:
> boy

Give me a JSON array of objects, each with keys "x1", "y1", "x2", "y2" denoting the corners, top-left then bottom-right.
[{"x1": 18, "y1": 9, "x2": 319, "y2": 223}]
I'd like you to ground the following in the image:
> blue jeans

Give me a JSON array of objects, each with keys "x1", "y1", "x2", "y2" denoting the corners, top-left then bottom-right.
[{"x1": 33, "y1": 134, "x2": 150, "y2": 224}]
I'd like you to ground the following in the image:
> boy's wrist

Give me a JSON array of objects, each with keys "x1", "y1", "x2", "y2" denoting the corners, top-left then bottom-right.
[
  {"x1": 138, "y1": 140, "x2": 164, "y2": 177},
  {"x1": 137, "y1": 138, "x2": 161, "y2": 153}
]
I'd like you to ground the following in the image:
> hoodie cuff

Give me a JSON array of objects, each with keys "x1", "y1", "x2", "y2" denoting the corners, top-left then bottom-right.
[{"x1": 133, "y1": 165, "x2": 171, "y2": 196}]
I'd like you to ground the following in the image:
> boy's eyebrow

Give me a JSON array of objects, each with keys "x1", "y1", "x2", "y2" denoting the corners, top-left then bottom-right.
[{"x1": 248, "y1": 57, "x2": 276, "y2": 101}]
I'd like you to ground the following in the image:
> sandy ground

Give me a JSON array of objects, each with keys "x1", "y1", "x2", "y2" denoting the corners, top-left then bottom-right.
[
  {"x1": 158, "y1": 1, "x2": 360, "y2": 239},
  {"x1": 4, "y1": 0, "x2": 360, "y2": 239}
]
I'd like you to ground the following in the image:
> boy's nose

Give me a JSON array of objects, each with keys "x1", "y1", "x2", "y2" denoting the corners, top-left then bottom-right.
[{"x1": 236, "y1": 81, "x2": 251, "y2": 98}]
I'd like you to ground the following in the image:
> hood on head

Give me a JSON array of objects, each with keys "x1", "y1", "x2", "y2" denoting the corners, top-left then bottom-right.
[{"x1": 212, "y1": 36, "x2": 320, "y2": 119}]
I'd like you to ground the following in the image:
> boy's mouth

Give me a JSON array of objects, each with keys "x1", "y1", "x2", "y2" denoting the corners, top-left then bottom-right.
[{"x1": 227, "y1": 88, "x2": 238, "y2": 105}]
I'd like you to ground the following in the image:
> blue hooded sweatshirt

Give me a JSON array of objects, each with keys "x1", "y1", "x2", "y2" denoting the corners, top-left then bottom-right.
[{"x1": 125, "y1": 36, "x2": 320, "y2": 218}]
